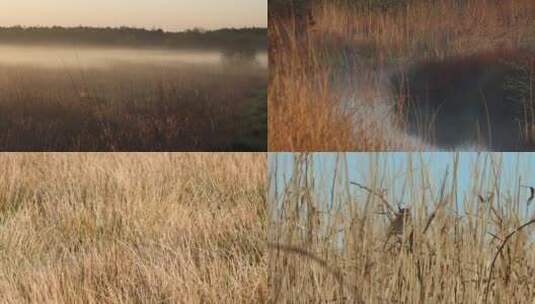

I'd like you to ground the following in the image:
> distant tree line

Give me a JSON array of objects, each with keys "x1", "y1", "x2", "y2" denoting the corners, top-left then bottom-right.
[{"x1": 0, "y1": 26, "x2": 266, "y2": 54}]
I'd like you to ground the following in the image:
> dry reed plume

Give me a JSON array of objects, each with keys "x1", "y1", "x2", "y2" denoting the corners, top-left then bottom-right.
[
  {"x1": 0, "y1": 153, "x2": 266, "y2": 303},
  {"x1": 269, "y1": 153, "x2": 535, "y2": 303}
]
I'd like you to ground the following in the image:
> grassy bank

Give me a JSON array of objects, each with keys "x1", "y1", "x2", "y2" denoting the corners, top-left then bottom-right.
[{"x1": 268, "y1": 0, "x2": 535, "y2": 151}]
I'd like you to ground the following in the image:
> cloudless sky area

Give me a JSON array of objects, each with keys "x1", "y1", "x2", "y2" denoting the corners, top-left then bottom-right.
[
  {"x1": 270, "y1": 153, "x2": 535, "y2": 218},
  {"x1": 0, "y1": 0, "x2": 267, "y2": 31}
]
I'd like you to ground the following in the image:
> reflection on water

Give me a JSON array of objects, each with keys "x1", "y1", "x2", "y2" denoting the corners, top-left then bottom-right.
[{"x1": 0, "y1": 45, "x2": 268, "y2": 68}]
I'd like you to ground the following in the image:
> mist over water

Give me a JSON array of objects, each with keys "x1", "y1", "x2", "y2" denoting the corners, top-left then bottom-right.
[
  {"x1": 256, "y1": 52, "x2": 268, "y2": 67},
  {"x1": 0, "y1": 44, "x2": 268, "y2": 68}
]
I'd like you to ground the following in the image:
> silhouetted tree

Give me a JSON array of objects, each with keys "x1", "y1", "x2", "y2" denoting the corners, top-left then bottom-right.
[{"x1": 0, "y1": 26, "x2": 266, "y2": 53}]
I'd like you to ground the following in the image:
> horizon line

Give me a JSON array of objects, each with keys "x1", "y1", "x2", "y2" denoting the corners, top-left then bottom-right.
[{"x1": 0, "y1": 24, "x2": 267, "y2": 33}]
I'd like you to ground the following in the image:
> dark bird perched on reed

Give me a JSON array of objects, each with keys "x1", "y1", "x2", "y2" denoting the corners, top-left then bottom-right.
[
  {"x1": 383, "y1": 207, "x2": 411, "y2": 250},
  {"x1": 388, "y1": 208, "x2": 411, "y2": 237}
]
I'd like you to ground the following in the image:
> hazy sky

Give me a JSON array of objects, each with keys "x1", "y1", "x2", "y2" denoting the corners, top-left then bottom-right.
[
  {"x1": 0, "y1": 0, "x2": 267, "y2": 31},
  {"x1": 270, "y1": 152, "x2": 535, "y2": 217}
]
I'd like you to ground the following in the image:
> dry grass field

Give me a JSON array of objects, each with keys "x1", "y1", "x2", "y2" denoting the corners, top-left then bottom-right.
[
  {"x1": 0, "y1": 153, "x2": 266, "y2": 303},
  {"x1": 269, "y1": 153, "x2": 535, "y2": 303},
  {"x1": 0, "y1": 60, "x2": 266, "y2": 151},
  {"x1": 269, "y1": 0, "x2": 535, "y2": 151}
]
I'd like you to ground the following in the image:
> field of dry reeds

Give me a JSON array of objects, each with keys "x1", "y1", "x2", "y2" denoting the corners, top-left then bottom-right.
[
  {"x1": 268, "y1": 0, "x2": 535, "y2": 151},
  {"x1": 268, "y1": 152, "x2": 535, "y2": 303},
  {"x1": 0, "y1": 61, "x2": 266, "y2": 151},
  {"x1": 0, "y1": 153, "x2": 266, "y2": 303}
]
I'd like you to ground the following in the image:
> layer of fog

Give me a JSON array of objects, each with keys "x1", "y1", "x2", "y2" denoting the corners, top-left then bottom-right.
[{"x1": 0, "y1": 44, "x2": 267, "y2": 69}]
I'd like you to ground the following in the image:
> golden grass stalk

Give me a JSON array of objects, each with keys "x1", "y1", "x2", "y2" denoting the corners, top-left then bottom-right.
[
  {"x1": 0, "y1": 153, "x2": 266, "y2": 303},
  {"x1": 269, "y1": 152, "x2": 535, "y2": 303}
]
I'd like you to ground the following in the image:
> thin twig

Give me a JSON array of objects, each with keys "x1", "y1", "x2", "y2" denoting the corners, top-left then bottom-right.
[
  {"x1": 422, "y1": 169, "x2": 449, "y2": 235},
  {"x1": 267, "y1": 242, "x2": 363, "y2": 303},
  {"x1": 350, "y1": 181, "x2": 395, "y2": 220},
  {"x1": 487, "y1": 232, "x2": 503, "y2": 242},
  {"x1": 483, "y1": 219, "x2": 535, "y2": 304}
]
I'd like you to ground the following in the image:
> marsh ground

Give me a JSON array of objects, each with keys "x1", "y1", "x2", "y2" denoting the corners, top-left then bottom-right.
[{"x1": 0, "y1": 46, "x2": 267, "y2": 151}]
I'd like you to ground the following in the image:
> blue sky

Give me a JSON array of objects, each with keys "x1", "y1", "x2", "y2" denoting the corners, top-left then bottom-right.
[
  {"x1": 0, "y1": 0, "x2": 267, "y2": 31},
  {"x1": 270, "y1": 153, "x2": 535, "y2": 217}
]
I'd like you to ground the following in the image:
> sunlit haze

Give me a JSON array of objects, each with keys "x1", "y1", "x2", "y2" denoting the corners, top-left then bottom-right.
[{"x1": 0, "y1": 0, "x2": 267, "y2": 31}]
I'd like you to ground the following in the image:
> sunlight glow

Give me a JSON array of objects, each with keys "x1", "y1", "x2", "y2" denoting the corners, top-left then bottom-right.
[{"x1": 0, "y1": 0, "x2": 267, "y2": 31}]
